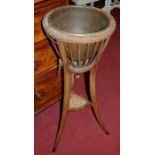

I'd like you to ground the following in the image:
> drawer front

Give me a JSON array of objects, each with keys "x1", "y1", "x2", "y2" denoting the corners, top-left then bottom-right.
[
  {"x1": 34, "y1": 0, "x2": 68, "y2": 114},
  {"x1": 34, "y1": 0, "x2": 46, "y2": 4},
  {"x1": 34, "y1": 0, "x2": 66, "y2": 43},
  {"x1": 34, "y1": 68, "x2": 62, "y2": 111},
  {"x1": 34, "y1": 39, "x2": 58, "y2": 76}
]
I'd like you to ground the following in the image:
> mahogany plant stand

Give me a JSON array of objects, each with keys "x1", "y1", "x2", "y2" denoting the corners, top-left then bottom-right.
[
  {"x1": 42, "y1": 6, "x2": 116, "y2": 152},
  {"x1": 53, "y1": 44, "x2": 109, "y2": 152}
]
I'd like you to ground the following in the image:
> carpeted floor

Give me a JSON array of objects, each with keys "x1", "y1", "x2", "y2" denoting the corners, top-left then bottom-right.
[{"x1": 35, "y1": 8, "x2": 120, "y2": 155}]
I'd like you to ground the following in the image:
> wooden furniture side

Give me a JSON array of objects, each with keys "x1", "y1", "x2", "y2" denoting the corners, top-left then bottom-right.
[
  {"x1": 34, "y1": 0, "x2": 69, "y2": 114},
  {"x1": 42, "y1": 5, "x2": 116, "y2": 151}
]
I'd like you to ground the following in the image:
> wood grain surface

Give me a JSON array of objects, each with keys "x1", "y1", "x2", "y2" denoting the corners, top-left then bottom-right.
[
  {"x1": 34, "y1": 39, "x2": 57, "y2": 76},
  {"x1": 34, "y1": 68, "x2": 62, "y2": 113},
  {"x1": 34, "y1": 0, "x2": 69, "y2": 114}
]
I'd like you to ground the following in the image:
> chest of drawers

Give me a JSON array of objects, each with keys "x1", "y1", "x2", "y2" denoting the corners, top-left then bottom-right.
[{"x1": 34, "y1": 0, "x2": 69, "y2": 114}]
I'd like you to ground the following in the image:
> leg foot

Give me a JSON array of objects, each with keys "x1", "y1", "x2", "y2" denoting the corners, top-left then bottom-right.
[
  {"x1": 52, "y1": 69, "x2": 73, "y2": 152},
  {"x1": 52, "y1": 108, "x2": 68, "y2": 152},
  {"x1": 89, "y1": 66, "x2": 109, "y2": 135}
]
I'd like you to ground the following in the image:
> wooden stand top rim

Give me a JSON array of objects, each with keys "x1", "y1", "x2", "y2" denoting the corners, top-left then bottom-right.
[{"x1": 42, "y1": 5, "x2": 116, "y2": 43}]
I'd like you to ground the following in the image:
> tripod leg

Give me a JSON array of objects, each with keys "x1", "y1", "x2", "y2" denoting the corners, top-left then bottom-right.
[
  {"x1": 89, "y1": 66, "x2": 109, "y2": 135},
  {"x1": 53, "y1": 69, "x2": 73, "y2": 152}
]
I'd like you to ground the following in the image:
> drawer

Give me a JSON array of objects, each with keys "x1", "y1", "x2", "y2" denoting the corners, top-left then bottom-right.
[
  {"x1": 34, "y1": 39, "x2": 58, "y2": 76},
  {"x1": 34, "y1": 68, "x2": 62, "y2": 112},
  {"x1": 34, "y1": 0, "x2": 46, "y2": 4},
  {"x1": 34, "y1": 0, "x2": 66, "y2": 43}
]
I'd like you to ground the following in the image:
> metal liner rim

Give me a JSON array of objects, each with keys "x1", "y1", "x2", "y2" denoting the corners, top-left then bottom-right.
[{"x1": 42, "y1": 5, "x2": 116, "y2": 43}]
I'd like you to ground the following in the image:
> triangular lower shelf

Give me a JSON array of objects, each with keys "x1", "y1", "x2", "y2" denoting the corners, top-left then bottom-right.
[{"x1": 69, "y1": 92, "x2": 91, "y2": 111}]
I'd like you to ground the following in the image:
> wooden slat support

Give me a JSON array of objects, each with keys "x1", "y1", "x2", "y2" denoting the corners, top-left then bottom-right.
[
  {"x1": 77, "y1": 44, "x2": 81, "y2": 66},
  {"x1": 68, "y1": 43, "x2": 74, "y2": 64},
  {"x1": 84, "y1": 43, "x2": 90, "y2": 66},
  {"x1": 89, "y1": 42, "x2": 100, "y2": 64}
]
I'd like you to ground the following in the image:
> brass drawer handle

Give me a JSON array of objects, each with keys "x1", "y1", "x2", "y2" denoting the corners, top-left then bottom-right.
[
  {"x1": 34, "y1": 61, "x2": 39, "y2": 70},
  {"x1": 35, "y1": 91, "x2": 43, "y2": 100}
]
